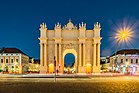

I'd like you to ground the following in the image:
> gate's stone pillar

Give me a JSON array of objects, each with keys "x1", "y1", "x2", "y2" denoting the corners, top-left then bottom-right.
[
  {"x1": 55, "y1": 43, "x2": 58, "y2": 69},
  {"x1": 83, "y1": 43, "x2": 86, "y2": 66},
  {"x1": 93, "y1": 43, "x2": 96, "y2": 67},
  {"x1": 79, "y1": 43, "x2": 82, "y2": 66},
  {"x1": 92, "y1": 22, "x2": 102, "y2": 73},
  {"x1": 59, "y1": 43, "x2": 62, "y2": 73},
  {"x1": 97, "y1": 43, "x2": 101, "y2": 67},
  {"x1": 44, "y1": 43, "x2": 48, "y2": 72}
]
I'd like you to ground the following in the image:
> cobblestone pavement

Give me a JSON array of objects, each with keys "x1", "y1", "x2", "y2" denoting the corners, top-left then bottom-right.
[{"x1": 0, "y1": 76, "x2": 139, "y2": 93}]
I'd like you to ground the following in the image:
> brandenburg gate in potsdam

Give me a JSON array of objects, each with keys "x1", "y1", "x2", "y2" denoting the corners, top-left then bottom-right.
[{"x1": 39, "y1": 19, "x2": 102, "y2": 74}]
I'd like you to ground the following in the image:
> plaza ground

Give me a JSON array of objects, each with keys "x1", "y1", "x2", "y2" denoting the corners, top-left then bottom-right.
[{"x1": 0, "y1": 76, "x2": 139, "y2": 93}]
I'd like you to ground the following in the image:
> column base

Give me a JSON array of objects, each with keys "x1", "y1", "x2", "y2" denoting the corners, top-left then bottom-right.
[
  {"x1": 40, "y1": 66, "x2": 47, "y2": 74},
  {"x1": 78, "y1": 66, "x2": 86, "y2": 73},
  {"x1": 92, "y1": 66, "x2": 100, "y2": 73}
]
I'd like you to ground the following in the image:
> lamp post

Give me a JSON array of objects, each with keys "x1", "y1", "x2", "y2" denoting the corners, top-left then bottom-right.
[
  {"x1": 59, "y1": 63, "x2": 61, "y2": 74},
  {"x1": 113, "y1": 40, "x2": 120, "y2": 71},
  {"x1": 113, "y1": 27, "x2": 133, "y2": 72}
]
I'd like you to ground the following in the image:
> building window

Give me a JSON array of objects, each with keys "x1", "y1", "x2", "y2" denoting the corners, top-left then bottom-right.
[
  {"x1": 11, "y1": 59, "x2": 14, "y2": 63},
  {"x1": 16, "y1": 59, "x2": 18, "y2": 62},
  {"x1": 6, "y1": 59, "x2": 8, "y2": 63},
  {"x1": 1, "y1": 59, "x2": 3, "y2": 63},
  {"x1": 136, "y1": 59, "x2": 138, "y2": 63},
  {"x1": 131, "y1": 59, "x2": 133, "y2": 63},
  {"x1": 126, "y1": 59, "x2": 128, "y2": 62},
  {"x1": 121, "y1": 59, "x2": 123, "y2": 63}
]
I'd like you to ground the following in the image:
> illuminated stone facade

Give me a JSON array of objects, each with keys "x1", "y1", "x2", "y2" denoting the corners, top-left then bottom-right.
[
  {"x1": 110, "y1": 49, "x2": 139, "y2": 74},
  {"x1": 0, "y1": 48, "x2": 29, "y2": 74},
  {"x1": 39, "y1": 19, "x2": 102, "y2": 74}
]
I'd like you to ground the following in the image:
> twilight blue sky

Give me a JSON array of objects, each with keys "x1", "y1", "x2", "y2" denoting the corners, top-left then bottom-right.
[{"x1": 0, "y1": 0, "x2": 139, "y2": 58}]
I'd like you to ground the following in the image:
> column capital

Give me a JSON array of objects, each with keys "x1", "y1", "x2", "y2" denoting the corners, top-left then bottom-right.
[
  {"x1": 39, "y1": 43, "x2": 48, "y2": 45},
  {"x1": 92, "y1": 37, "x2": 102, "y2": 40}
]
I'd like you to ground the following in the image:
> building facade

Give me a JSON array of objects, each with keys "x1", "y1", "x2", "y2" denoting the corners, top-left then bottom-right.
[
  {"x1": 28, "y1": 58, "x2": 40, "y2": 73},
  {"x1": 100, "y1": 57, "x2": 110, "y2": 72},
  {"x1": 39, "y1": 19, "x2": 102, "y2": 74},
  {"x1": 0, "y1": 48, "x2": 29, "y2": 74},
  {"x1": 110, "y1": 49, "x2": 139, "y2": 74}
]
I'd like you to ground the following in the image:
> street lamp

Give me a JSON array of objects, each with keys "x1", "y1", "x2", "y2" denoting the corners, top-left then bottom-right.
[
  {"x1": 59, "y1": 63, "x2": 61, "y2": 73},
  {"x1": 115, "y1": 27, "x2": 132, "y2": 42},
  {"x1": 113, "y1": 27, "x2": 133, "y2": 72}
]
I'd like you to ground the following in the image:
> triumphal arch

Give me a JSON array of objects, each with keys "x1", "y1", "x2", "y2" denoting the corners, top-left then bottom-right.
[{"x1": 39, "y1": 19, "x2": 102, "y2": 74}]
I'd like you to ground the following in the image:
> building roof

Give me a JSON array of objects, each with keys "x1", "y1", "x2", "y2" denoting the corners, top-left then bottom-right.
[
  {"x1": 111, "y1": 49, "x2": 139, "y2": 56},
  {"x1": 0, "y1": 47, "x2": 28, "y2": 56}
]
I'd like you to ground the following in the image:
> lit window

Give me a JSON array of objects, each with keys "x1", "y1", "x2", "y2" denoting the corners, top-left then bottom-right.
[
  {"x1": 16, "y1": 59, "x2": 18, "y2": 62},
  {"x1": 121, "y1": 59, "x2": 123, "y2": 63},
  {"x1": 1, "y1": 59, "x2": 3, "y2": 63},
  {"x1": 11, "y1": 59, "x2": 14, "y2": 63},
  {"x1": 6, "y1": 59, "x2": 8, "y2": 63},
  {"x1": 131, "y1": 59, "x2": 133, "y2": 63},
  {"x1": 136, "y1": 59, "x2": 138, "y2": 63}
]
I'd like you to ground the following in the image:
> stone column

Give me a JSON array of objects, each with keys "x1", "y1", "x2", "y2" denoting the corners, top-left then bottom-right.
[
  {"x1": 87, "y1": 44, "x2": 90, "y2": 64},
  {"x1": 40, "y1": 43, "x2": 44, "y2": 66},
  {"x1": 83, "y1": 43, "x2": 86, "y2": 66},
  {"x1": 44, "y1": 44, "x2": 47, "y2": 66},
  {"x1": 79, "y1": 43, "x2": 82, "y2": 66},
  {"x1": 44, "y1": 43, "x2": 48, "y2": 73},
  {"x1": 97, "y1": 43, "x2": 100, "y2": 66},
  {"x1": 55, "y1": 43, "x2": 57, "y2": 68},
  {"x1": 59, "y1": 44, "x2": 62, "y2": 73},
  {"x1": 93, "y1": 43, "x2": 96, "y2": 66}
]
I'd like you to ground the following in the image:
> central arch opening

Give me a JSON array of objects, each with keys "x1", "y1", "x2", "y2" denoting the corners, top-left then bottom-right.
[
  {"x1": 64, "y1": 53, "x2": 75, "y2": 67},
  {"x1": 64, "y1": 53, "x2": 75, "y2": 74},
  {"x1": 63, "y1": 49, "x2": 77, "y2": 74}
]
